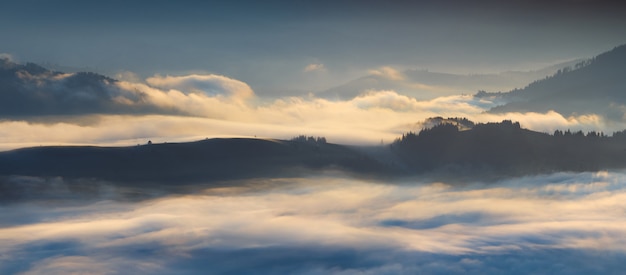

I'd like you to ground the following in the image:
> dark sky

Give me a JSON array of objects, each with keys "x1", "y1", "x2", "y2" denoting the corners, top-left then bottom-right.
[{"x1": 1, "y1": 0, "x2": 625, "y2": 95}]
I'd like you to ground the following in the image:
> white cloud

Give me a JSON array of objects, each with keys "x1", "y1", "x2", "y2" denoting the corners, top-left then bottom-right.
[
  {"x1": 114, "y1": 71, "x2": 142, "y2": 83},
  {"x1": 304, "y1": 63, "x2": 326, "y2": 73},
  {"x1": 3, "y1": 172, "x2": 626, "y2": 273},
  {"x1": 0, "y1": 69, "x2": 619, "y2": 150},
  {"x1": 0, "y1": 84, "x2": 619, "y2": 151},
  {"x1": 368, "y1": 66, "x2": 404, "y2": 80},
  {"x1": 145, "y1": 74, "x2": 255, "y2": 102},
  {"x1": 0, "y1": 53, "x2": 14, "y2": 62}
]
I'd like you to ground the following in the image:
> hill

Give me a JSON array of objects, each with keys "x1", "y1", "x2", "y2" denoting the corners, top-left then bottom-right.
[
  {"x1": 392, "y1": 119, "x2": 626, "y2": 180},
  {"x1": 486, "y1": 44, "x2": 626, "y2": 119},
  {"x1": 0, "y1": 138, "x2": 390, "y2": 184},
  {"x1": 3, "y1": 119, "x2": 626, "y2": 185}
]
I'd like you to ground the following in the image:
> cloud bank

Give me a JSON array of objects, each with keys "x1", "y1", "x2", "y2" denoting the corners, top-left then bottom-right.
[
  {"x1": 0, "y1": 61, "x2": 622, "y2": 150},
  {"x1": 2, "y1": 171, "x2": 626, "y2": 274}
]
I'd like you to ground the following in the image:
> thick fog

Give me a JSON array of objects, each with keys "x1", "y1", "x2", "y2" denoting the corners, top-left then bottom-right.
[{"x1": 2, "y1": 171, "x2": 626, "y2": 274}]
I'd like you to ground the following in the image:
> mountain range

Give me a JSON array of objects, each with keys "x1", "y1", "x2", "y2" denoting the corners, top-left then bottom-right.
[
  {"x1": 485, "y1": 44, "x2": 626, "y2": 120},
  {"x1": 318, "y1": 59, "x2": 582, "y2": 100}
]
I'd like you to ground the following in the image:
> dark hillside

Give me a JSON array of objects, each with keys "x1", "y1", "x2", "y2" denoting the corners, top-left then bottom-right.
[
  {"x1": 487, "y1": 44, "x2": 626, "y2": 119},
  {"x1": 0, "y1": 138, "x2": 390, "y2": 184},
  {"x1": 392, "y1": 119, "x2": 626, "y2": 179}
]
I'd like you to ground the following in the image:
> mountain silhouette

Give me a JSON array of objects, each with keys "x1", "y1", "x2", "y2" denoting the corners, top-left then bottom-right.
[
  {"x1": 486, "y1": 44, "x2": 626, "y2": 120},
  {"x1": 3, "y1": 119, "x2": 626, "y2": 185},
  {"x1": 391, "y1": 119, "x2": 626, "y2": 180},
  {"x1": 318, "y1": 60, "x2": 580, "y2": 100}
]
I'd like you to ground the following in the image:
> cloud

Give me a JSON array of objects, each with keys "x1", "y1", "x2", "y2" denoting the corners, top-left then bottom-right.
[
  {"x1": 368, "y1": 66, "x2": 404, "y2": 81},
  {"x1": 0, "y1": 87, "x2": 620, "y2": 151},
  {"x1": 114, "y1": 71, "x2": 142, "y2": 83},
  {"x1": 0, "y1": 61, "x2": 256, "y2": 118},
  {"x1": 0, "y1": 62, "x2": 168, "y2": 117},
  {"x1": 0, "y1": 53, "x2": 15, "y2": 62},
  {"x1": 304, "y1": 63, "x2": 326, "y2": 73},
  {"x1": 2, "y1": 172, "x2": 626, "y2": 273},
  {"x1": 0, "y1": 59, "x2": 622, "y2": 150},
  {"x1": 145, "y1": 74, "x2": 255, "y2": 102}
]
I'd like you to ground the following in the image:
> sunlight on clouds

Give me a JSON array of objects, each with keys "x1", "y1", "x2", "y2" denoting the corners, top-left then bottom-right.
[
  {"x1": 3, "y1": 172, "x2": 626, "y2": 273},
  {"x1": 0, "y1": 53, "x2": 15, "y2": 62},
  {"x1": 369, "y1": 66, "x2": 404, "y2": 80},
  {"x1": 304, "y1": 63, "x2": 326, "y2": 73},
  {"x1": 145, "y1": 74, "x2": 255, "y2": 101},
  {"x1": 20, "y1": 256, "x2": 162, "y2": 275},
  {"x1": 0, "y1": 71, "x2": 620, "y2": 150},
  {"x1": 3, "y1": 173, "x2": 626, "y2": 252},
  {"x1": 476, "y1": 111, "x2": 604, "y2": 133},
  {"x1": 0, "y1": 93, "x2": 619, "y2": 151}
]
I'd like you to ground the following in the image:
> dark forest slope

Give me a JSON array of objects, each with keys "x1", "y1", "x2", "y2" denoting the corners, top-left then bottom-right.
[
  {"x1": 392, "y1": 120, "x2": 626, "y2": 180},
  {"x1": 486, "y1": 44, "x2": 626, "y2": 119}
]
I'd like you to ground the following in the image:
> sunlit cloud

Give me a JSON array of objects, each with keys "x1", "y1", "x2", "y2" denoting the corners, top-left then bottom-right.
[
  {"x1": 2, "y1": 171, "x2": 626, "y2": 273},
  {"x1": 145, "y1": 74, "x2": 255, "y2": 102},
  {"x1": 0, "y1": 86, "x2": 619, "y2": 151},
  {"x1": 114, "y1": 71, "x2": 142, "y2": 83},
  {"x1": 0, "y1": 67, "x2": 622, "y2": 151},
  {"x1": 0, "y1": 53, "x2": 15, "y2": 62},
  {"x1": 304, "y1": 63, "x2": 326, "y2": 73},
  {"x1": 369, "y1": 66, "x2": 404, "y2": 80}
]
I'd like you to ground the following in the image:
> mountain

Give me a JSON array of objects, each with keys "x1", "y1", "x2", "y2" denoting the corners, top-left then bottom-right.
[
  {"x1": 317, "y1": 60, "x2": 581, "y2": 100},
  {"x1": 486, "y1": 45, "x2": 626, "y2": 119}
]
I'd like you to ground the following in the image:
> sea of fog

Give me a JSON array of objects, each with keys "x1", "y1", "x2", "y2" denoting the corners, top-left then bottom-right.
[{"x1": 2, "y1": 171, "x2": 626, "y2": 274}]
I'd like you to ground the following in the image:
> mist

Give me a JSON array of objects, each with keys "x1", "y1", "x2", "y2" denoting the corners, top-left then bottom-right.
[
  {"x1": 2, "y1": 171, "x2": 626, "y2": 274},
  {"x1": 0, "y1": 72, "x2": 617, "y2": 151}
]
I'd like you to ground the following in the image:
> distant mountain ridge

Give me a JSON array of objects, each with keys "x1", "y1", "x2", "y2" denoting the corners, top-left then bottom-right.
[
  {"x1": 485, "y1": 44, "x2": 626, "y2": 119},
  {"x1": 318, "y1": 59, "x2": 582, "y2": 100}
]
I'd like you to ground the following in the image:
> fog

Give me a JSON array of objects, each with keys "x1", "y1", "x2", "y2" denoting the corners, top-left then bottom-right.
[
  {"x1": 2, "y1": 56, "x2": 624, "y2": 151},
  {"x1": 2, "y1": 171, "x2": 626, "y2": 274},
  {"x1": 0, "y1": 75, "x2": 617, "y2": 151}
]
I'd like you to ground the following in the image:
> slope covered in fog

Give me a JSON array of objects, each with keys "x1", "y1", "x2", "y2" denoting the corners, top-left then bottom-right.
[{"x1": 487, "y1": 44, "x2": 626, "y2": 119}]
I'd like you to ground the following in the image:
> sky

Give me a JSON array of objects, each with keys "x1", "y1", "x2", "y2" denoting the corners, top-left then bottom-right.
[
  {"x1": 0, "y1": 0, "x2": 625, "y2": 149},
  {"x1": 1, "y1": 0, "x2": 625, "y2": 96},
  {"x1": 3, "y1": 1, "x2": 626, "y2": 273}
]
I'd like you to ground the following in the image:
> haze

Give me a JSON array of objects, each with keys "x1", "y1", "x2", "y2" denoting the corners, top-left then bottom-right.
[{"x1": 2, "y1": 1, "x2": 626, "y2": 274}]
